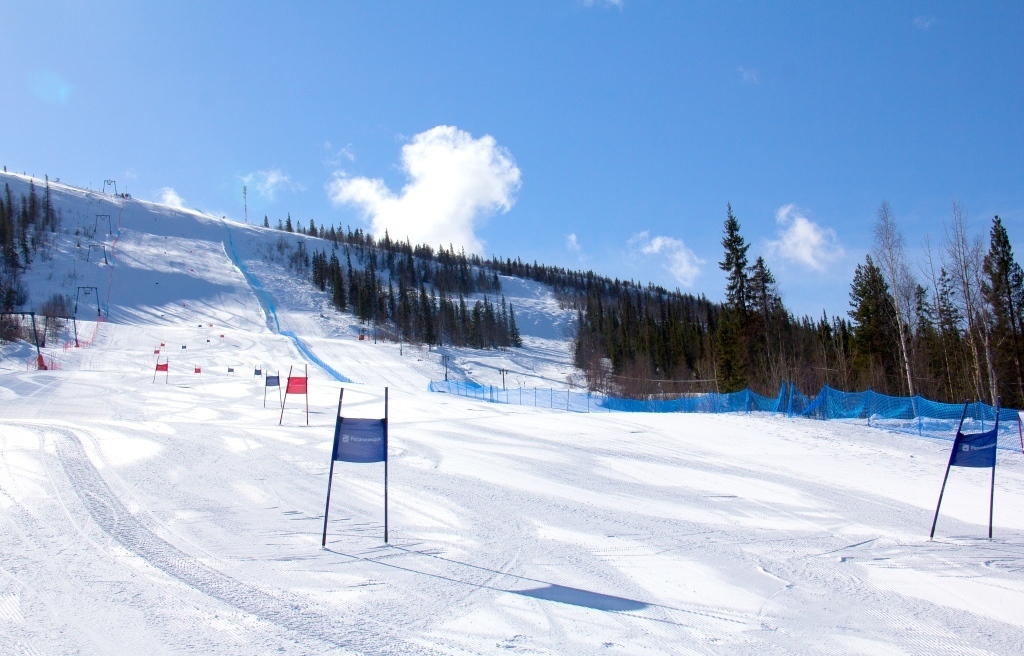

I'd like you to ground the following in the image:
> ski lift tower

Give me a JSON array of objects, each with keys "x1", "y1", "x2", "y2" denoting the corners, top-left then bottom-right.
[
  {"x1": 95, "y1": 214, "x2": 112, "y2": 236},
  {"x1": 87, "y1": 244, "x2": 108, "y2": 264},
  {"x1": 103, "y1": 180, "x2": 117, "y2": 195},
  {"x1": 75, "y1": 286, "x2": 101, "y2": 318}
]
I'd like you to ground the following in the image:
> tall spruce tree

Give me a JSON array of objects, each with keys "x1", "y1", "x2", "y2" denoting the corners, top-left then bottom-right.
[
  {"x1": 716, "y1": 204, "x2": 750, "y2": 390},
  {"x1": 982, "y1": 215, "x2": 1024, "y2": 406},
  {"x1": 719, "y1": 203, "x2": 749, "y2": 315},
  {"x1": 849, "y1": 255, "x2": 899, "y2": 389}
]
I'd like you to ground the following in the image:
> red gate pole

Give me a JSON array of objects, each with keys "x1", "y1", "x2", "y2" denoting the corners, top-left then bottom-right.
[
  {"x1": 279, "y1": 365, "x2": 293, "y2": 425},
  {"x1": 305, "y1": 364, "x2": 309, "y2": 426}
]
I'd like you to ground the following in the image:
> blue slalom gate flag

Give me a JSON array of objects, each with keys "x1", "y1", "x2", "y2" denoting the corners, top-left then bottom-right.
[
  {"x1": 263, "y1": 371, "x2": 282, "y2": 408},
  {"x1": 950, "y1": 427, "x2": 998, "y2": 468},
  {"x1": 333, "y1": 418, "x2": 386, "y2": 463},
  {"x1": 323, "y1": 387, "x2": 390, "y2": 546},
  {"x1": 931, "y1": 399, "x2": 1001, "y2": 539}
]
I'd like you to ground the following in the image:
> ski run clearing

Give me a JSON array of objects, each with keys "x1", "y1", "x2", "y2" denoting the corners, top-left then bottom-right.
[{"x1": 2, "y1": 172, "x2": 1024, "y2": 656}]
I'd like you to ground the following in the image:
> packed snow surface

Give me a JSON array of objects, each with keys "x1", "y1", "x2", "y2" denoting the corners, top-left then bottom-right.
[{"x1": 2, "y1": 172, "x2": 1024, "y2": 655}]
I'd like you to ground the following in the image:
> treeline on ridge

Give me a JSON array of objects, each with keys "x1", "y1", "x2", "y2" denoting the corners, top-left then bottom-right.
[{"x1": 572, "y1": 202, "x2": 1024, "y2": 408}]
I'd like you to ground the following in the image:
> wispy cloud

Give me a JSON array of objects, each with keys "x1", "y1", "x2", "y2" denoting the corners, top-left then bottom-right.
[
  {"x1": 326, "y1": 125, "x2": 521, "y2": 254},
  {"x1": 566, "y1": 233, "x2": 588, "y2": 263},
  {"x1": 629, "y1": 231, "x2": 704, "y2": 287},
  {"x1": 241, "y1": 168, "x2": 302, "y2": 201},
  {"x1": 913, "y1": 15, "x2": 936, "y2": 31},
  {"x1": 323, "y1": 141, "x2": 355, "y2": 167},
  {"x1": 582, "y1": 0, "x2": 623, "y2": 8},
  {"x1": 736, "y1": 66, "x2": 759, "y2": 84},
  {"x1": 157, "y1": 187, "x2": 185, "y2": 208},
  {"x1": 766, "y1": 204, "x2": 844, "y2": 271},
  {"x1": 29, "y1": 70, "x2": 73, "y2": 104}
]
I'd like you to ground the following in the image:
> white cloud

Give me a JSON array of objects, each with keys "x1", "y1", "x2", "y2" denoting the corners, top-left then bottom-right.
[
  {"x1": 326, "y1": 125, "x2": 521, "y2": 254},
  {"x1": 766, "y1": 204, "x2": 844, "y2": 271},
  {"x1": 566, "y1": 233, "x2": 588, "y2": 263},
  {"x1": 582, "y1": 0, "x2": 623, "y2": 7},
  {"x1": 323, "y1": 141, "x2": 355, "y2": 166},
  {"x1": 913, "y1": 15, "x2": 936, "y2": 31},
  {"x1": 629, "y1": 231, "x2": 704, "y2": 287},
  {"x1": 737, "y1": 66, "x2": 759, "y2": 84},
  {"x1": 242, "y1": 168, "x2": 301, "y2": 201},
  {"x1": 157, "y1": 187, "x2": 184, "y2": 208}
]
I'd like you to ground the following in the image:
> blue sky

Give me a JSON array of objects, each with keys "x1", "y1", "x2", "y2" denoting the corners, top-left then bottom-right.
[{"x1": 3, "y1": 1, "x2": 1022, "y2": 318}]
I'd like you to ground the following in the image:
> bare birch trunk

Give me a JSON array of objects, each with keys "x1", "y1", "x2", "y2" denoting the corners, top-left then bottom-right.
[
  {"x1": 873, "y1": 202, "x2": 916, "y2": 396},
  {"x1": 945, "y1": 202, "x2": 989, "y2": 403}
]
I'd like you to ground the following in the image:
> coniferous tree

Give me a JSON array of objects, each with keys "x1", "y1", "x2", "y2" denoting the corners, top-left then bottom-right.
[
  {"x1": 719, "y1": 203, "x2": 749, "y2": 316},
  {"x1": 715, "y1": 308, "x2": 747, "y2": 392},
  {"x1": 982, "y1": 215, "x2": 1024, "y2": 406},
  {"x1": 848, "y1": 255, "x2": 899, "y2": 390},
  {"x1": 716, "y1": 205, "x2": 750, "y2": 390},
  {"x1": 509, "y1": 304, "x2": 522, "y2": 347},
  {"x1": 746, "y1": 256, "x2": 783, "y2": 382}
]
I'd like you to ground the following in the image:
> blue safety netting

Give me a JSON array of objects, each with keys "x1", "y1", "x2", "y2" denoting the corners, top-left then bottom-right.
[
  {"x1": 430, "y1": 380, "x2": 609, "y2": 413},
  {"x1": 430, "y1": 379, "x2": 1023, "y2": 450}
]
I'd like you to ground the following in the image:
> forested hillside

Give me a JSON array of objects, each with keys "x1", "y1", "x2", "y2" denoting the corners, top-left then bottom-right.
[{"x1": 6, "y1": 174, "x2": 1023, "y2": 407}]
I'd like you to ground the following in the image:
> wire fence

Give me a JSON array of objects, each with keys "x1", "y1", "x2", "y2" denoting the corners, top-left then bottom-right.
[{"x1": 429, "y1": 380, "x2": 1024, "y2": 451}]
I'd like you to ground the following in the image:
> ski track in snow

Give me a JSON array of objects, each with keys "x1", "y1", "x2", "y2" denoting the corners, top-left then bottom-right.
[{"x1": 3, "y1": 172, "x2": 1024, "y2": 654}]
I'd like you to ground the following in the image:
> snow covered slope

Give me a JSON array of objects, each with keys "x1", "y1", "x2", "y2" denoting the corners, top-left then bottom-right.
[{"x1": 2, "y1": 172, "x2": 1024, "y2": 655}]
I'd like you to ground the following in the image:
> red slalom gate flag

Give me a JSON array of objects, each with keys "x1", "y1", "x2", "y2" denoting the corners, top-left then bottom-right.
[
  {"x1": 194, "y1": 366, "x2": 202, "y2": 374},
  {"x1": 280, "y1": 364, "x2": 310, "y2": 426},
  {"x1": 154, "y1": 360, "x2": 169, "y2": 383}
]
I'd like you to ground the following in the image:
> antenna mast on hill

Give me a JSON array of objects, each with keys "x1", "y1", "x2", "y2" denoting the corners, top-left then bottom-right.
[{"x1": 243, "y1": 185, "x2": 248, "y2": 224}]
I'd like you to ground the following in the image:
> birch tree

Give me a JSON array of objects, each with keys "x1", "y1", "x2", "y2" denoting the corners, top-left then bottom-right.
[{"x1": 872, "y1": 202, "x2": 916, "y2": 395}]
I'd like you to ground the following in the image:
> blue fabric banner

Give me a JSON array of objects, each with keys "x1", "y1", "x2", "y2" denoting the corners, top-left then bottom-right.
[
  {"x1": 266, "y1": 375, "x2": 280, "y2": 387},
  {"x1": 333, "y1": 418, "x2": 386, "y2": 463},
  {"x1": 950, "y1": 428, "x2": 998, "y2": 468}
]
